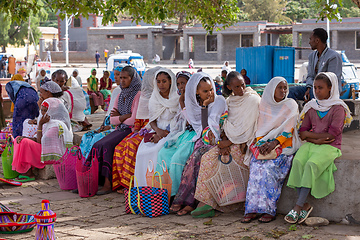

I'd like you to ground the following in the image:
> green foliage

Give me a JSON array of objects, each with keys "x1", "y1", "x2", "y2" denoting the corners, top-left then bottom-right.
[
  {"x1": 316, "y1": 0, "x2": 344, "y2": 22},
  {"x1": 288, "y1": 224, "x2": 297, "y2": 231},
  {"x1": 285, "y1": 0, "x2": 318, "y2": 22}
]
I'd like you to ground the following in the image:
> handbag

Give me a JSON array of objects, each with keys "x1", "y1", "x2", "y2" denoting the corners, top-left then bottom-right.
[
  {"x1": 146, "y1": 160, "x2": 172, "y2": 204},
  {"x1": 249, "y1": 143, "x2": 282, "y2": 160},
  {"x1": 125, "y1": 172, "x2": 169, "y2": 218},
  {"x1": 204, "y1": 154, "x2": 249, "y2": 207},
  {"x1": 53, "y1": 146, "x2": 78, "y2": 190}
]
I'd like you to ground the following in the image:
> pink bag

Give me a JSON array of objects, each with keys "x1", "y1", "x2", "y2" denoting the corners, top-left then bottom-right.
[
  {"x1": 53, "y1": 146, "x2": 79, "y2": 190},
  {"x1": 76, "y1": 149, "x2": 99, "y2": 198}
]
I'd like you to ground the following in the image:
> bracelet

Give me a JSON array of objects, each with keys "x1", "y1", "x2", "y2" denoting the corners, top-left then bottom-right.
[
  {"x1": 201, "y1": 105, "x2": 208, "y2": 109},
  {"x1": 37, "y1": 129, "x2": 42, "y2": 132}
]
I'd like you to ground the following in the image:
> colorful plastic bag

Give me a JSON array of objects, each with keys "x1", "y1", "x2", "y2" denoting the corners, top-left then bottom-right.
[
  {"x1": 1, "y1": 137, "x2": 19, "y2": 179},
  {"x1": 146, "y1": 160, "x2": 172, "y2": 204},
  {"x1": 76, "y1": 148, "x2": 99, "y2": 198},
  {"x1": 53, "y1": 146, "x2": 78, "y2": 190}
]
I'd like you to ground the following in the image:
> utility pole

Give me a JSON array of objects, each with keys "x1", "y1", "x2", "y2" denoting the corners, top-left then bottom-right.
[
  {"x1": 326, "y1": 0, "x2": 331, "y2": 48},
  {"x1": 27, "y1": 17, "x2": 31, "y2": 60}
]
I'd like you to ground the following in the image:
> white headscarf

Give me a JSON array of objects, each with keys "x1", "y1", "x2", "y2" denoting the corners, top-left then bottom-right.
[
  {"x1": 41, "y1": 81, "x2": 62, "y2": 94},
  {"x1": 300, "y1": 72, "x2": 352, "y2": 126},
  {"x1": 223, "y1": 88, "x2": 261, "y2": 165},
  {"x1": 72, "y1": 69, "x2": 82, "y2": 87},
  {"x1": 147, "y1": 68, "x2": 179, "y2": 130},
  {"x1": 67, "y1": 76, "x2": 86, "y2": 122},
  {"x1": 40, "y1": 98, "x2": 73, "y2": 162},
  {"x1": 255, "y1": 77, "x2": 300, "y2": 155},
  {"x1": 136, "y1": 66, "x2": 160, "y2": 119},
  {"x1": 185, "y1": 72, "x2": 227, "y2": 142}
]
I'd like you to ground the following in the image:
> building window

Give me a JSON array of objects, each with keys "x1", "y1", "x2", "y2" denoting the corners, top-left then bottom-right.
[
  {"x1": 136, "y1": 34, "x2": 148, "y2": 39},
  {"x1": 73, "y1": 18, "x2": 81, "y2": 28},
  {"x1": 206, "y1": 35, "x2": 217, "y2": 52},
  {"x1": 107, "y1": 35, "x2": 124, "y2": 39},
  {"x1": 241, "y1": 34, "x2": 253, "y2": 47},
  {"x1": 267, "y1": 34, "x2": 272, "y2": 45},
  {"x1": 356, "y1": 31, "x2": 360, "y2": 50}
]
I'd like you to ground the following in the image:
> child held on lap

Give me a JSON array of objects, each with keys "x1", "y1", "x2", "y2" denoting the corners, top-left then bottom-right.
[{"x1": 285, "y1": 72, "x2": 352, "y2": 224}]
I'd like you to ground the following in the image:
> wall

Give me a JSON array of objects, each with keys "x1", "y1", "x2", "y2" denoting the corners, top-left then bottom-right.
[
  {"x1": 193, "y1": 35, "x2": 217, "y2": 61},
  {"x1": 338, "y1": 31, "x2": 360, "y2": 60},
  {"x1": 223, "y1": 34, "x2": 240, "y2": 61}
]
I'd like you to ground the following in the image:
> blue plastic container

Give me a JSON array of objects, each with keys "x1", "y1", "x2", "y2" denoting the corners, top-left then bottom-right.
[{"x1": 236, "y1": 46, "x2": 295, "y2": 84}]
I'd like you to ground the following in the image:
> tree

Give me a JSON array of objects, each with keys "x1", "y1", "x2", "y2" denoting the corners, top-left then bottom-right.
[
  {"x1": 240, "y1": 0, "x2": 291, "y2": 23},
  {"x1": 0, "y1": 0, "x2": 240, "y2": 33}
]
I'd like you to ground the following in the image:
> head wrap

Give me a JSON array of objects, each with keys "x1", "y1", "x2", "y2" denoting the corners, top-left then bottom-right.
[
  {"x1": 117, "y1": 68, "x2": 142, "y2": 129},
  {"x1": 148, "y1": 68, "x2": 179, "y2": 130},
  {"x1": 41, "y1": 81, "x2": 62, "y2": 94},
  {"x1": 185, "y1": 72, "x2": 227, "y2": 142},
  {"x1": 5, "y1": 81, "x2": 34, "y2": 103},
  {"x1": 255, "y1": 77, "x2": 300, "y2": 155},
  {"x1": 88, "y1": 68, "x2": 97, "y2": 92},
  {"x1": 176, "y1": 71, "x2": 191, "y2": 81},
  {"x1": 300, "y1": 72, "x2": 352, "y2": 127},
  {"x1": 11, "y1": 74, "x2": 24, "y2": 81},
  {"x1": 136, "y1": 66, "x2": 160, "y2": 119}
]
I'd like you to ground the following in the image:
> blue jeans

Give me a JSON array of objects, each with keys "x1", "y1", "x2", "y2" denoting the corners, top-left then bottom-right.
[{"x1": 288, "y1": 86, "x2": 314, "y2": 101}]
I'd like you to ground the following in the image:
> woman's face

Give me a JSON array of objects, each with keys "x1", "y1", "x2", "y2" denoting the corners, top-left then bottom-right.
[
  {"x1": 40, "y1": 88, "x2": 53, "y2": 100},
  {"x1": 92, "y1": 70, "x2": 97, "y2": 76},
  {"x1": 227, "y1": 76, "x2": 246, "y2": 96},
  {"x1": 104, "y1": 71, "x2": 110, "y2": 79},
  {"x1": 176, "y1": 76, "x2": 188, "y2": 94},
  {"x1": 240, "y1": 69, "x2": 246, "y2": 76},
  {"x1": 73, "y1": 71, "x2": 78, "y2": 78},
  {"x1": 114, "y1": 70, "x2": 121, "y2": 85},
  {"x1": 54, "y1": 74, "x2": 66, "y2": 88},
  {"x1": 196, "y1": 80, "x2": 214, "y2": 102},
  {"x1": 119, "y1": 71, "x2": 132, "y2": 89},
  {"x1": 40, "y1": 105, "x2": 48, "y2": 116},
  {"x1": 40, "y1": 70, "x2": 46, "y2": 77},
  {"x1": 314, "y1": 79, "x2": 331, "y2": 100},
  {"x1": 156, "y1": 73, "x2": 171, "y2": 97},
  {"x1": 274, "y1": 81, "x2": 287, "y2": 102}
]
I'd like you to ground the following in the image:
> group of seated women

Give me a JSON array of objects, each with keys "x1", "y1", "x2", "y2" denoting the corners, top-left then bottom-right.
[{"x1": 7, "y1": 65, "x2": 352, "y2": 224}]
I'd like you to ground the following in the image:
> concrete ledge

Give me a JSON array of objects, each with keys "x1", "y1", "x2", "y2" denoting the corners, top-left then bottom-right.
[
  {"x1": 33, "y1": 165, "x2": 56, "y2": 180},
  {"x1": 278, "y1": 130, "x2": 360, "y2": 222}
]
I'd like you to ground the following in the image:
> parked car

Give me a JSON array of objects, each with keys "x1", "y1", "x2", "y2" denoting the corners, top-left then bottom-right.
[{"x1": 107, "y1": 50, "x2": 146, "y2": 80}]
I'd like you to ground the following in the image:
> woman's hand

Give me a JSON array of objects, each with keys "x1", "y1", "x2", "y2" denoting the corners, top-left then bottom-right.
[
  {"x1": 156, "y1": 129, "x2": 169, "y2": 139},
  {"x1": 110, "y1": 108, "x2": 120, "y2": 117},
  {"x1": 259, "y1": 140, "x2": 279, "y2": 155},
  {"x1": 16, "y1": 136, "x2": 26, "y2": 144},
  {"x1": 202, "y1": 92, "x2": 215, "y2": 107},
  {"x1": 208, "y1": 130, "x2": 216, "y2": 145},
  {"x1": 28, "y1": 119, "x2": 37, "y2": 125},
  {"x1": 97, "y1": 125, "x2": 111, "y2": 133},
  {"x1": 151, "y1": 134, "x2": 161, "y2": 143},
  {"x1": 39, "y1": 114, "x2": 50, "y2": 126},
  {"x1": 219, "y1": 146, "x2": 231, "y2": 156},
  {"x1": 61, "y1": 86, "x2": 69, "y2": 91},
  {"x1": 299, "y1": 131, "x2": 309, "y2": 141},
  {"x1": 309, "y1": 137, "x2": 335, "y2": 145}
]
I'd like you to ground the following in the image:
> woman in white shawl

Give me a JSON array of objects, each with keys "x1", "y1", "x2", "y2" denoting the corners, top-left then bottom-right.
[
  {"x1": 193, "y1": 71, "x2": 261, "y2": 215},
  {"x1": 35, "y1": 68, "x2": 50, "y2": 92},
  {"x1": 170, "y1": 72, "x2": 227, "y2": 216},
  {"x1": 242, "y1": 77, "x2": 300, "y2": 223},
  {"x1": 134, "y1": 68, "x2": 179, "y2": 187},
  {"x1": 12, "y1": 98, "x2": 73, "y2": 181}
]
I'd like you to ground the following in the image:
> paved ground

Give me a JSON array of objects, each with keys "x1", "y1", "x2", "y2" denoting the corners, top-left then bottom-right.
[{"x1": 0, "y1": 113, "x2": 360, "y2": 239}]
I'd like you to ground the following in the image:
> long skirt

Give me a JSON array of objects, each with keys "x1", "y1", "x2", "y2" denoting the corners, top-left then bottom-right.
[
  {"x1": 12, "y1": 137, "x2": 43, "y2": 173},
  {"x1": 156, "y1": 130, "x2": 196, "y2": 196},
  {"x1": 172, "y1": 140, "x2": 214, "y2": 208},
  {"x1": 86, "y1": 128, "x2": 132, "y2": 183},
  {"x1": 13, "y1": 88, "x2": 39, "y2": 138},
  {"x1": 134, "y1": 135, "x2": 168, "y2": 187},
  {"x1": 112, "y1": 133, "x2": 144, "y2": 190},
  {"x1": 244, "y1": 154, "x2": 293, "y2": 216},
  {"x1": 287, "y1": 142, "x2": 341, "y2": 199},
  {"x1": 195, "y1": 144, "x2": 249, "y2": 212},
  {"x1": 0, "y1": 102, "x2": 5, "y2": 130}
]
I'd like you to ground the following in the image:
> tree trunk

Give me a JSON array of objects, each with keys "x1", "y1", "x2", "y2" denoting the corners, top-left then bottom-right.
[
  {"x1": 178, "y1": 13, "x2": 185, "y2": 30},
  {"x1": 1, "y1": 45, "x2": 6, "y2": 53},
  {"x1": 352, "y1": 0, "x2": 360, "y2": 8}
]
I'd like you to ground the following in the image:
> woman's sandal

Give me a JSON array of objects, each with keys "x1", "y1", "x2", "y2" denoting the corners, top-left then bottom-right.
[
  {"x1": 298, "y1": 206, "x2": 313, "y2": 224},
  {"x1": 284, "y1": 209, "x2": 299, "y2": 224},
  {"x1": 258, "y1": 214, "x2": 276, "y2": 223},
  {"x1": 241, "y1": 213, "x2": 258, "y2": 223},
  {"x1": 15, "y1": 175, "x2": 35, "y2": 183},
  {"x1": 191, "y1": 204, "x2": 213, "y2": 217},
  {"x1": 169, "y1": 204, "x2": 182, "y2": 214}
]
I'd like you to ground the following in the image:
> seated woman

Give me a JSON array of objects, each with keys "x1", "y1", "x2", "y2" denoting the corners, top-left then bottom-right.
[
  {"x1": 35, "y1": 68, "x2": 50, "y2": 92},
  {"x1": 112, "y1": 67, "x2": 160, "y2": 192},
  {"x1": 87, "y1": 68, "x2": 104, "y2": 112},
  {"x1": 22, "y1": 81, "x2": 63, "y2": 138},
  {"x1": 80, "y1": 66, "x2": 123, "y2": 159},
  {"x1": 170, "y1": 72, "x2": 227, "y2": 216},
  {"x1": 156, "y1": 71, "x2": 194, "y2": 196},
  {"x1": 6, "y1": 79, "x2": 39, "y2": 138},
  {"x1": 242, "y1": 77, "x2": 300, "y2": 223},
  {"x1": 12, "y1": 98, "x2": 73, "y2": 180},
  {"x1": 193, "y1": 71, "x2": 261, "y2": 215},
  {"x1": 99, "y1": 70, "x2": 112, "y2": 101},
  {"x1": 285, "y1": 72, "x2": 352, "y2": 224},
  {"x1": 53, "y1": 69, "x2": 91, "y2": 131},
  {"x1": 86, "y1": 66, "x2": 142, "y2": 195},
  {"x1": 134, "y1": 68, "x2": 179, "y2": 187}
]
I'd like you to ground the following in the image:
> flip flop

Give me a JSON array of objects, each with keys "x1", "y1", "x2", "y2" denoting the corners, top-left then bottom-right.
[
  {"x1": 241, "y1": 213, "x2": 259, "y2": 223},
  {"x1": 15, "y1": 175, "x2": 35, "y2": 183},
  {"x1": 284, "y1": 209, "x2": 299, "y2": 224},
  {"x1": 258, "y1": 214, "x2": 276, "y2": 223},
  {"x1": 192, "y1": 209, "x2": 215, "y2": 218},
  {"x1": 0, "y1": 177, "x2": 22, "y2": 186},
  {"x1": 298, "y1": 206, "x2": 313, "y2": 224}
]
